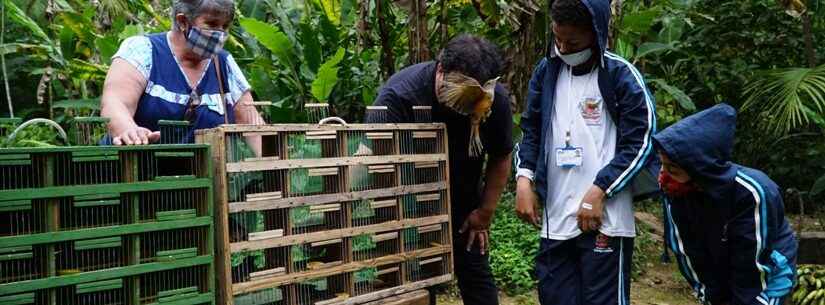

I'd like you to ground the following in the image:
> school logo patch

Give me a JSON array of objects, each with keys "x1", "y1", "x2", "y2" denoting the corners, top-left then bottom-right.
[
  {"x1": 594, "y1": 233, "x2": 614, "y2": 253},
  {"x1": 579, "y1": 97, "x2": 603, "y2": 126}
]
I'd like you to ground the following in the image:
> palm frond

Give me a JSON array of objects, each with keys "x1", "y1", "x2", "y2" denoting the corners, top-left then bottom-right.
[{"x1": 743, "y1": 64, "x2": 825, "y2": 135}]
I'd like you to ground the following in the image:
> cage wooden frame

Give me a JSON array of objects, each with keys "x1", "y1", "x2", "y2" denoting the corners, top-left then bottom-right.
[
  {"x1": 196, "y1": 123, "x2": 454, "y2": 305},
  {"x1": 0, "y1": 145, "x2": 216, "y2": 305}
]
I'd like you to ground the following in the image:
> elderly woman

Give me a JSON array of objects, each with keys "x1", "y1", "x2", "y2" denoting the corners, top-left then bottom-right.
[{"x1": 101, "y1": 0, "x2": 261, "y2": 151}]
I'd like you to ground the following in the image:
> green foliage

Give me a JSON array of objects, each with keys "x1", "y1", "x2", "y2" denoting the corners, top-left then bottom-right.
[
  {"x1": 793, "y1": 265, "x2": 825, "y2": 305},
  {"x1": 238, "y1": 18, "x2": 296, "y2": 68},
  {"x1": 743, "y1": 65, "x2": 825, "y2": 135},
  {"x1": 352, "y1": 200, "x2": 376, "y2": 219},
  {"x1": 291, "y1": 206, "x2": 324, "y2": 227},
  {"x1": 311, "y1": 48, "x2": 346, "y2": 102},
  {"x1": 631, "y1": 222, "x2": 656, "y2": 280},
  {"x1": 488, "y1": 191, "x2": 539, "y2": 296},
  {"x1": 353, "y1": 234, "x2": 376, "y2": 252},
  {"x1": 288, "y1": 134, "x2": 322, "y2": 159},
  {"x1": 354, "y1": 267, "x2": 377, "y2": 283}
]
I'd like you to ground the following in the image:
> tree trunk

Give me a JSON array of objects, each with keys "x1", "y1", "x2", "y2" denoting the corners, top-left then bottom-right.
[
  {"x1": 408, "y1": 0, "x2": 430, "y2": 64},
  {"x1": 504, "y1": 4, "x2": 546, "y2": 114},
  {"x1": 376, "y1": 0, "x2": 396, "y2": 80},
  {"x1": 356, "y1": 0, "x2": 372, "y2": 50},
  {"x1": 440, "y1": 0, "x2": 449, "y2": 46},
  {"x1": 608, "y1": 0, "x2": 623, "y2": 50},
  {"x1": 802, "y1": 12, "x2": 817, "y2": 67}
]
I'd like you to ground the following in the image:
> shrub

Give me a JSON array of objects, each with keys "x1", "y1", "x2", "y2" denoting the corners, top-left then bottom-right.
[{"x1": 489, "y1": 191, "x2": 540, "y2": 296}]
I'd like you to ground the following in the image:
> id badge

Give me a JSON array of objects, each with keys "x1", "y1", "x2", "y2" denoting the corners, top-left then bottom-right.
[{"x1": 556, "y1": 146, "x2": 583, "y2": 169}]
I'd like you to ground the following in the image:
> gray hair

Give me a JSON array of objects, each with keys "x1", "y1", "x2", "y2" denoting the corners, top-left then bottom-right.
[{"x1": 172, "y1": 0, "x2": 235, "y2": 30}]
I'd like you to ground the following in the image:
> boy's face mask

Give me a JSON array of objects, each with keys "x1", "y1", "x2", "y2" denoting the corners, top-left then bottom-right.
[
  {"x1": 658, "y1": 171, "x2": 698, "y2": 197},
  {"x1": 555, "y1": 44, "x2": 592, "y2": 67},
  {"x1": 437, "y1": 72, "x2": 499, "y2": 157}
]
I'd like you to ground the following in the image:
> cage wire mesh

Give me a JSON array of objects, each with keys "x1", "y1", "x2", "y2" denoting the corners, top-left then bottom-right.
[
  {"x1": 304, "y1": 104, "x2": 330, "y2": 123},
  {"x1": 71, "y1": 117, "x2": 110, "y2": 146},
  {"x1": 205, "y1": 122, "x2": 452, "y2": 304},
  {"x1": 0, "y1": 146, "x2": 213, "y2": 305}
]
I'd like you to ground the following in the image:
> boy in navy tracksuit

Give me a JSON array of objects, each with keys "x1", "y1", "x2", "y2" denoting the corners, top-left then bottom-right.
[
  {"x1": 655, "y1": 104, "x2": 798, "y2": 305},
  {"x1": 514, "y1": 0, "x2": 659, "y2": 304}
]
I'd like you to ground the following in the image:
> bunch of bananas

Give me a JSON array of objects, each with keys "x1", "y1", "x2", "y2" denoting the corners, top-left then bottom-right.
[{"x1": 793, "y1": 265, "x2": 825, "y2": 305}]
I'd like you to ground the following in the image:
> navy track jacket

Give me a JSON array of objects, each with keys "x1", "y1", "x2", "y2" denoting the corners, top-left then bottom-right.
[
  {"x1": 655, "y1": 104, "x2": 798, "y2": 305},
  {"x1": 515, "y1": 0, "x2": 658, "y2": 201}
]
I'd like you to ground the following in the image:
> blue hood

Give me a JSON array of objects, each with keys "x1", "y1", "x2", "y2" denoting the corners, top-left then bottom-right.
[
  {"x1": 549, "y1": 0, "x2": 611, "y2": 65},
  {"x1": 653, "y1": 104, "x2": 738, "y2": 195}
]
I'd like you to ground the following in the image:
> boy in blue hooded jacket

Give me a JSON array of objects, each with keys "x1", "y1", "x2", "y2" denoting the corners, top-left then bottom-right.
[
  {"x1": 514, "y1": 0, "x2": 658, "y2": 304},
  {"x1": 655, "y1": 104, "x2": 798, "y2": 305}
]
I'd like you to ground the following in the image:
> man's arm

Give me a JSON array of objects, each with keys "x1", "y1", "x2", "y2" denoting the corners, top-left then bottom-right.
[
  {"x1": 479, "y1": 153, "x2": 512, "y2": 216},
  {"x1": 460, "y1": 153, "x2": 512, "y2": 254}
]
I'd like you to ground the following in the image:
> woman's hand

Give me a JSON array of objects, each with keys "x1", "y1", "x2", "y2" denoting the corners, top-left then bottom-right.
[
  {"x1": 112, "y1": 126, "x2": 160, "y2": 145},
  {"x1": 101, "y1": 58, "x2": 149, "y2": 145}
]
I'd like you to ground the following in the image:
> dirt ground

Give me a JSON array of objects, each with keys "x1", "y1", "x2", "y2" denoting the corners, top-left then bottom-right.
[
  {"x1": 434, "y1": 258, "x2": 699, "y2": 305},
  {"x1": 435, "y1": 211, "x2": 701, "y2": 305}
]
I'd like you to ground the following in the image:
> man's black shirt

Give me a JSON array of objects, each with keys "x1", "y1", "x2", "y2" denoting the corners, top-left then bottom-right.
[{"x1": 366, "y1": 62, "x2": 514, "y2": 213}]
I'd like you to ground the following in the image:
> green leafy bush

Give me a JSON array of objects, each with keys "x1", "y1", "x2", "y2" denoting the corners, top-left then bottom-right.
[{"x1": 489, "y1": 191, "x2": 539, "y2": 296}]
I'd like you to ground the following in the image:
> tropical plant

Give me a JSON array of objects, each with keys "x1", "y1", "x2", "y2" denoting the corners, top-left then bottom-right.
[
  {"x1": 488, "y1": 191, "x2": 539, "y2": 296},
  {"x1": 743, "y1": 65, "x2": 825, "y2": 135}
]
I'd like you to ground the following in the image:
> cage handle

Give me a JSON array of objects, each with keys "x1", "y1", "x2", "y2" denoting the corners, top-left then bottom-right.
[
  {"x1": 5, "y1": 118, "x2": 68, "y2": 145},
  {"x1": 318, "y1": 117, "x2": 348, "y2": 126}
]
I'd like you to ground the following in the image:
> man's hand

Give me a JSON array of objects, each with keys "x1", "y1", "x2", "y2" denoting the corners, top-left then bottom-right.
[
  {"x1": 515, "y1": 177, "x2": 540, "y2": 228},
  {"x1": 576, "y1": 185, "x2": 606, "y2": 233},
  {"x1": 112, "y1": 126, "x2": 160, "y2": 145},
  {"x1": 459, "y1": 207, "x2": 494, "y2": 255}
]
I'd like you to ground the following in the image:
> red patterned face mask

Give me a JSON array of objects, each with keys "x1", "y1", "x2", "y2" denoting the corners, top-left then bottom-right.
[{"x1": 658, "y1": 171, "x2": 698, "y2": 197}]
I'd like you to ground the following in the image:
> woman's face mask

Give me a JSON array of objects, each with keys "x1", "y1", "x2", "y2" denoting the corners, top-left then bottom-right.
[
  {"x1": 178, "y1": 15, "x2": 229, "y2": 60},
  {"x1": 185, "y1": 26, "x2": 228, "y2": 59}
]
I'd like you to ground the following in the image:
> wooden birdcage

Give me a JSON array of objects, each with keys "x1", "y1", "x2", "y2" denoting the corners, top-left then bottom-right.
[{"x1": 196, "y1": 118, "x2": 453, "y2": 305}]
